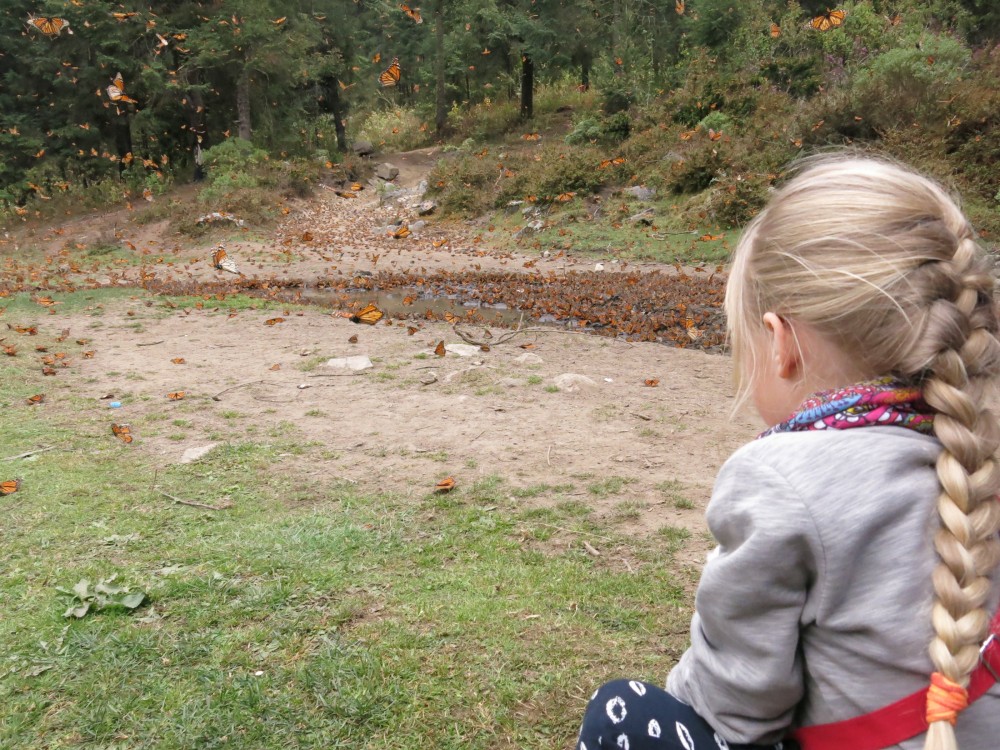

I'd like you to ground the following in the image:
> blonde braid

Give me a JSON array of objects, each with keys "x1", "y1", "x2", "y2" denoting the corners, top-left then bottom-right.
[
  {"x1": 904, "y1": 233, "x2": 1000, "y2": 750},
  {"x1": 725, "y1": 155, "x2": 1000, "y2": 749}
]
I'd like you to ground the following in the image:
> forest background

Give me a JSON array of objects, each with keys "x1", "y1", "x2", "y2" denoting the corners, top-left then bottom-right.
[{"x1": 4, "y1": 0, "x2": 1000, "y2": 236}]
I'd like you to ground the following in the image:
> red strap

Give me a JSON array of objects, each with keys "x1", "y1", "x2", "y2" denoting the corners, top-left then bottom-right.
[{"x1": 791, "y1": 607, "x2": 1000, "y2": 750}]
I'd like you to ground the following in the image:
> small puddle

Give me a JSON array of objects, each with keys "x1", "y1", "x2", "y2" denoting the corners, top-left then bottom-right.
[{"x1": 301, "y1": 286, "x2": 533, "y2": 328}]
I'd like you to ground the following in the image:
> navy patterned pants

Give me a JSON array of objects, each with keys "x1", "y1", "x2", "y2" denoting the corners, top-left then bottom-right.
[{"x1": 577, "y1": 679, "x2": 797, "y2": 750}]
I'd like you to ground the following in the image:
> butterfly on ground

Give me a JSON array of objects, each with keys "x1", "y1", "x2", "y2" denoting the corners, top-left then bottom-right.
[
  {"x1": 434, "y1": 340, "x2": 446, "y2": 357},
  {"x1": 111, "y1": 423, "x2": 133, "y2": 444},
  {"x1": 212, "y1": 245, "x2": 240, "y2": 274},
  {"x1": 811, "y1": 9, "x2": 846, "y2": 31},
  {"x1": 167, "y1": 391, "x2": 185, "y2": 400},
  {"x1": 27, "y1": 16, "x2": 71, "y2": 37},
  {"x1": 400, "y1": 4, "x2": 422, "y2": 23},
  {"x1": 26, "y1": 394, "x2": 44, "y2": 405},
  {"x1": 0, "y1": 479, "x2": 20, "y2": 495},
  {"x1": 434, "y1": 476, "x2": 456, "y2": 493},
  {"x1": 379, "y1": 57, "x2": 401, "y2": 87},
  {"x1": 391, "y1": 225, "x2": 411, "y2": 239},
  {"x1": 264, "y1": 317, "x2": 285, "y2": 326},
  {"x1": 350, "y1": 303, "x2": 384, "y2": 325},
  {"x1": 106, "y1": 72, "x2": 138, "y2": 104}
]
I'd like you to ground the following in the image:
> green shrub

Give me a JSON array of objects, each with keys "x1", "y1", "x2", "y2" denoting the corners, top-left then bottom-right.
[
  {"x1": 704, "y1": 172, "x2": 770, "y2": 228},
  {"x1": 667, "y1": 142, "x2": 727, "y2": 194}
]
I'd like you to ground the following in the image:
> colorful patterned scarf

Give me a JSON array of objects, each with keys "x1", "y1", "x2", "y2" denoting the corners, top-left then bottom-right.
[{"x1": 759, "y1": 376, "x2": 935, "y2": 439}]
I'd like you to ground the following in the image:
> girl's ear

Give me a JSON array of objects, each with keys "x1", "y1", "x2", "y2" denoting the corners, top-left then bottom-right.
[{"x1": 762, "y1": 312, "x2": 802, "y2": 381}]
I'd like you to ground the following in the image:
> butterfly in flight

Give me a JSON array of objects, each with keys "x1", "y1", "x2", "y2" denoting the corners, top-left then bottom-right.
[
  {"x1": 379, "y1": 58, "x2": 401, "y2": 87},
  {"x1": 106, "y1": 72, "x2": 138, "y2": 104},
  {"x1": 27, "y1": 16, "x2": 71, "y2": 37},
  {"x1": 811, "y1": 9, "x2": 846, "y2": 31}
]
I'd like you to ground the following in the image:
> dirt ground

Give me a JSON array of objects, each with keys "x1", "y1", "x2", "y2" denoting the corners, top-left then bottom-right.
[{"x1": 2, "y1": 150, "x2": 762, "y2": 564}]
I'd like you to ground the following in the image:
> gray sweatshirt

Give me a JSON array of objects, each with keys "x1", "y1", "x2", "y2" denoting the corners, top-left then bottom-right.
[{"x1": 666, "y1": 428, "x2": 1000, "y2": 748}]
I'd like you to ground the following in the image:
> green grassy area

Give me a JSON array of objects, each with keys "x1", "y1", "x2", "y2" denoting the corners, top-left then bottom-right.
[
  {"x1": 0, "y1": 311, "x2": 696, "y2": 749},
  {"x1": 482, "y1": 196, "x2": 737, "y2": 264}
]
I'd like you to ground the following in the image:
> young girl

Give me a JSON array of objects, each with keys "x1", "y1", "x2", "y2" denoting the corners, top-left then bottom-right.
[{"x1": 577, "y1": 156, "x2": 1000, "y2": 750}]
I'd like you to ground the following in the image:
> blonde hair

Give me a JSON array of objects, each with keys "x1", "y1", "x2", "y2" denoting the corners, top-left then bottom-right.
[{"x1": 725, "y1": 154, "x2": 1000, "y2": 749}]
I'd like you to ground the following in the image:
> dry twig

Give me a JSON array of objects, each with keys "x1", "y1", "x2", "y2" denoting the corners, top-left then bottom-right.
[
  {"x1": 2, "y1": 445, "x2": 55, "y2": 461},
  {"x1": 158, "y1": 489, "x2": 233, "y2": 511}
]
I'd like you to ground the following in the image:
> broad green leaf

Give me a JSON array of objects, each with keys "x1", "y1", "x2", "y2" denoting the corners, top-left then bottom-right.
[
  {"x1": 72, "y1": 580, "x2": 91, "y2": 601},
  {"x1": 64, "y1": 603, "x2": 90, "y2": 619},
  {"x1": 120, "y1": 592, "x2": 147, "y2": 609}
]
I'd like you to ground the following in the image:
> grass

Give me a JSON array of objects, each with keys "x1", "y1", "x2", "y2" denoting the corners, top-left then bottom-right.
[{"x1": 0, "y1": 334, "x2": 694, "y2": 749}]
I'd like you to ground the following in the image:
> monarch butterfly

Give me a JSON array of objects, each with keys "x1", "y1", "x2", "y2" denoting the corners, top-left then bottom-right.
[
  {"x1": 106, "y1": 72, "x2": 138, "y2": 104},
  {"x1": 434, "y1": 340, "x2": 446, "y2": 357},
  {"x1": 770, "y1": 22, "x2": 781, "y2": 38},
  {"x1": 167, "y1": 391, "x2": 185, "y2": 400},
  {"x1": 350, "y1": 303, "x2": 384, "y2": 325},
  {"x1": 26, "y1": 394, "x2": 44, "y2": 405},
  {"x1": 111, "y1": 11, "x2": 138, "y2": 21},
  {"x1": 264, "y1": 317, "x2": 285, "y2": 326},
  {"x1": 348, "y1": 334, "x2": 359, "y2": 344},
  {"x1": 0, "y1": 479, "x2": 20, "y2": 495},
  {"x1": 212, "y1": 245, "x2": 240, "y2": 274},
  {"x1": 392, "y1": 225, "x2": 411, "y2": 239},
  {"x1": 675, "y1": 0, "x2": 685, "y2": 14},
  {"x1": 811, "y1": 9, "x2": 846, "y2": 31},
  {"x1": 27, "y1": 16, "x2": 70, "y2": 37},
  {"x1": 644, "y1": 379, "x2": 660, "y2": 387},
  {"x1": 379, "y1": 58, "x2": 401, "y2": 87},
  {"x1": 111, "y1": 423, "x2": 133, "y2": 444},
  {"x1": 887, "y1": 13, "x2": 902, "y2": 26},
  {"x1": 434, "y1": 476, "x2": 456, "y2": 493},
  {"x1": 400, "y1": 4, "x2": 422, "y2": 23},
  {"x1": 171, "y1": 357, "x2": 186, "y2": 364}
]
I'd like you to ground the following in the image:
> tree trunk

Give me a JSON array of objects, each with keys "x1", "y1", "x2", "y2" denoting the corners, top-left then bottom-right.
[
  {"x1": 434, "y1": 0, "x2": 447, "y2": 134},
  {"x1": 236, "y1": 67, "x2": 252, "y2": 141},
  {"x1": 329, "y1": 81, "x2": 348, "y2": 152},
  {"x1": 519, "y1": 53, "x2": 534, "y2": 120}
]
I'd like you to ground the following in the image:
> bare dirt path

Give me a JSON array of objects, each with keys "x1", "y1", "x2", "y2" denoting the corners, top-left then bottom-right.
[{"x1": 2, "y1": 151, "x2": 759, "y2": 566}]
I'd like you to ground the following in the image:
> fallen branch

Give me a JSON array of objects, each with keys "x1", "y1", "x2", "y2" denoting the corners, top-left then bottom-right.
[
  {"x1": 158, "y1": 489, "x2": 232, "y2": 511},
  {"x1": 3, "y1": 445, "x2": 55, "y2": 461},
  {"x1": 526, "y1": 522, "x2": 614, "y2": 544},
  {"x1": 136, "y1": 340, "x2": 165, "y2": 347},
  {"x1": 210, "y1": 380, "x2": 267, "y2": 401},
  {"x1": 452, "y1": 320, "x2": 623, "y2": 348}
]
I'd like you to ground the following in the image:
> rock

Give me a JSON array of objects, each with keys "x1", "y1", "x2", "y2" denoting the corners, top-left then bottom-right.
[
  {"x1": 444, "y1": 343, "x2": 481, "y2": 357},
  {"x1": 324, "y1": 355, "x2": 373, "y2": 371},
  {"x1": 376, "y1": 162, "x2": 400, "y2": 181},
  {"x1": 623, "y1": 185, "x2": 656, "y2": 202},
  {"x1": 505, "y1": 200, "x2": 524, "y2": 214},
  {"x1": 594, "y1": 263, "x2": 605, "y2": 272},
  {"x1": 180, "y1": 443, "x2": 220, "y2": 464},
  {"x1": 552, "y1": 373, "x2": 598, "y2": 392},
  {"x1": 499, "y1": 377, "x2": 521, "y2": 388},
  {"x1": 409, "y1": 220, "x2": 427, "y2": 232},
  {"x1": 628, "y1": 208, "x2": 655, "y2": 225},
  {"x1": 416, "y1": 200, "x2": 437, "y2": 216},
  {"x1": 420, "y1": 373, "x2": 438, "y2": 386},
  {"x1": 514, "y1": 352, "x2": 544, "y2": 365},
  {"x1": 352, "y1": 140, "x2": 375, "y2": 156}
]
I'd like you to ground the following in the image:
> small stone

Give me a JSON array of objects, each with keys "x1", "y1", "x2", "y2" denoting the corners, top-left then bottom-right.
[
  {"x1": 444, "y1": 344, "x2": 481, "y2": 357},
  {"x1": 376, "y1": 162, "x2": 400, "y2": 181},
  {"x1": 352, "y1": 140, "x2": 375, "y2": 156},
  {"x1": 552, "y1": 373, "x2": 598, "y2": 393},
  {"x1": 324, "y1": 355, "x2": 373, "y2": 371},
  {"x1": 180, "y1": 443, "x2": 220, "y2": 464},
  {"x1": 416, "y1": 201, "x2": 437, "y2": 216},
  {"x1": 514, "y1": 353, "x2": 544, "y2": 365},
  {"x1": 409, "y1": 220, "x2": 426, "y2": 232},
  {"x1": 628, "y1": 208, "x2": 655, "y2": 225},
  {"x1": 623, "y1": 185, "x2": 656, "y2": 202},
  {"x1": 420, "y1": 373, "x2": 438, "y2": 385},
  {"x1": 594, "y1": 263, "x2": 605, "y2": 272}
]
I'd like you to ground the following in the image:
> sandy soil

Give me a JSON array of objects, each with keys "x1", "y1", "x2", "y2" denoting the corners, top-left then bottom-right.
[{"x1": 3, "y1": 151, "x2": 762, "y2": 566}]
